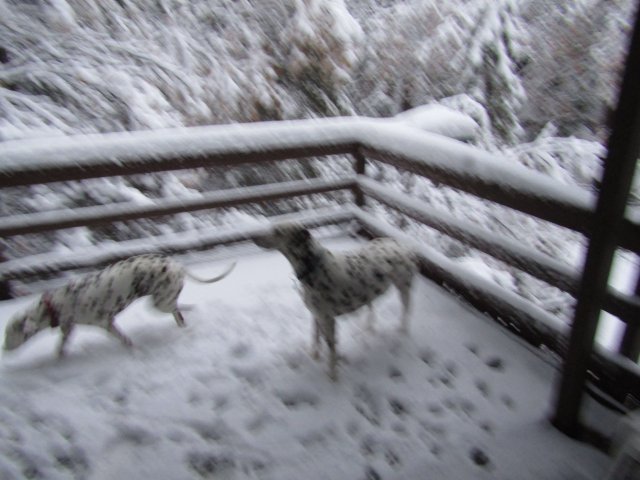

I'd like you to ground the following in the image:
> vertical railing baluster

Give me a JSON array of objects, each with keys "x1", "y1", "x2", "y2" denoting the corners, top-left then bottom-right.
[{"x1": 353, "y1": 150, "x2": 366, "y2": 208}]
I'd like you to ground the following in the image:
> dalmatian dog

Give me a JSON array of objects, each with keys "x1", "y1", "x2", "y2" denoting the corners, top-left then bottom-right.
[
  {"x1": 255, "y1": 223, "x2": 419, "y2": 380},
  {"x1": 3, "y1": 254, "x2": 235, "y2": 357}
]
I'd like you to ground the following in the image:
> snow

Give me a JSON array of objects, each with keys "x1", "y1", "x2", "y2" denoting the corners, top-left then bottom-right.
[
  {"x1": 0, "y1": 239, "x2": 611, "y2": 480},
  {"x1": 44, "y1": 0, "x2": 77, "y2": 32},
  {"x1": 597, "y1": 251, "x2": 640, "y2": 350},
  {"x1": 393, "y1": 104, "x2": 479, "y2": 142},
  {"x1": 0, "y1": 113, "x2": 478, "y2": 175},
  {"x1": 0, "y1": 118, "x2": 361, "y2": 174}
]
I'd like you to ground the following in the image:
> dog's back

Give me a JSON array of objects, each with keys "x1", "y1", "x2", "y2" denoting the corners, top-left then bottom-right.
[
  {"x1": 302, "y1": 238, "x2": 418, "y2": 318},
  {"x1": 51, "y1": 255, "x2": 185, "y2": 325}
]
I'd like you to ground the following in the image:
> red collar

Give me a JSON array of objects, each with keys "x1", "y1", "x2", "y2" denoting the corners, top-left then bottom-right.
[{"x1": 42, "y1": 293, "x2": 60, "y2": 328}]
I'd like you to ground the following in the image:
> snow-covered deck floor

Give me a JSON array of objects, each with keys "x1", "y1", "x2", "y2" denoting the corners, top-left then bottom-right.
[{"x1": 0, "y1": 239, "x2": 610, "y2": 480}]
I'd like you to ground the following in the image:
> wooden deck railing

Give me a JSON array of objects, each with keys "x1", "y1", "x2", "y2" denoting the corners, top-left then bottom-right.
[{"x1": 1, "y1": 115, "x2": 639, "y2": 440}]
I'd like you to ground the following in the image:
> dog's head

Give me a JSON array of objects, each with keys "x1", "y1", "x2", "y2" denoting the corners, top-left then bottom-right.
[
  {"x1": 254, "y1": 222, "x2": 312, "y2": 253},
  {"x1": 3, "y1": 304, "x2": 43, "y2": 352}
]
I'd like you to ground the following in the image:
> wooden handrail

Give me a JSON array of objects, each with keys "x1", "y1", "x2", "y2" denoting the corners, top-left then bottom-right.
[
  {"x1": 0, "y1": 119, "x2": 362, "y2": 187},
  {"x1": 0, "y1": 177, "x2": 356, "y2": 237},
  {"x1": 361, "y1": 146, "x2": 639, "y2": 253},
  {"x1": 3, "y1": 117, "x2": 637, "y2": 252},
  {"x1": 0, "y1": 207, "x2": 356, "y2": 280},
  {"x1": 357, "y1": 176, "x2": 640, "y2": 326}
]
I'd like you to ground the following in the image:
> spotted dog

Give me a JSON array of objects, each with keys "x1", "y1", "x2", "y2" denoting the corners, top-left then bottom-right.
[
  {"x1": 255, "y1": 223, "x2": 419, "y2": 380},
  {"x1": 3, "y1": 255, "x2": 235, "y2": 357}
]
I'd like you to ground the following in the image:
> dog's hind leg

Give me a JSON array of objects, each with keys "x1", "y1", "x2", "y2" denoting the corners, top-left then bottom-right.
[
  {"x1": 152, "y1": 293, "x2": 184, "y2": 327},
  {"x1": 397, "y1": 282, "x2": 413, "y2": 334},
  {"x1": 106, "y1": 322, "x2": 133, "y2": 348},
  {"x1": 56, "y1": 325, "x2": 74, "y2": 358},
  {"x1": 366, "y1": 303, "x2": 377, "y2": 332},
  {"x1": 173, "y1": 309, "x2": 186, "y2": 327},
  {"x1": 318, "y1": 315, "x2": 338, "y2": 381},
  {"x1": 311, "y1": 317, "x2": 321, "y2": 359}
]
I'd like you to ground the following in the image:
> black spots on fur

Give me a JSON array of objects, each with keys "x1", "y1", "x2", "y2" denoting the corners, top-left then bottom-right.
[
  {"x1": 340, "y1": 298, "x2": 353, "y2": 309},
  {"x1": 116, "y1": 295, "x2": 126, "y2": 309},
  {"x1": 158, "y1": 273, "x2": 171, "y2": 288},
  {"x1": 132, "y1": 279, "x2": 143, "y2": 295},
  {"x1": 293, "y1": 228, "x2": 311, "y2": 246},
  {"x1": 341, "y1": 290, "x2": 354, "y2": 301},
  {"x1": 133, "y1": 277, "x2": 150, "y2": 296}
]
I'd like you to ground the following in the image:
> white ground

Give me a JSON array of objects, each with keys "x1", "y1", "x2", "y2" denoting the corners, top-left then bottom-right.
[{"x1": 0, "y1": 240, "x2": 612, "y2": 480}]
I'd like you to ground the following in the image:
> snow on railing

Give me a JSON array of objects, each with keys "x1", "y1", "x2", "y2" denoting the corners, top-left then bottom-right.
[
  {"x1": 1, "y1": 115, "x2": 637, "y2": 250},
  {"x1": 0, "y1": 119, "x2": 359, "y2": 185}
]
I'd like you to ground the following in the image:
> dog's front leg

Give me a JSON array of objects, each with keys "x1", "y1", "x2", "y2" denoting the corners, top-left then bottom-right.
[
  {"x1": 173, "y1": 309, "x2": 186, "y2": 327},
  {"x1": 56, "y1": 325, "x2": 74, "y2": 358},
  {"x1": 318, "y1": 315, "x2": 338, "y2": 381},
  {"x1": 366, "y1": 303, "x2": 377, "y2": 332},
  {"x1": 397, "y1": 283, "x2": 413, "y2": 334},
  {"x1": 107, "y1": 322, "x2": 133, "y2": 348},
  {"x1": 311, "y1": 317, "x2": 321, "y2": 360}
]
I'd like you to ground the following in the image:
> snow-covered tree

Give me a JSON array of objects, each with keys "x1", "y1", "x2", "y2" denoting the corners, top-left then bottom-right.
[
  {"x1": 350, "y1": 0, "x2": 447, "y2": 116},
  {"x1": 520, "y1": 0, "x2": 635, "y2": 140},
  {"x1": 451, "y1": 0, "x2": 527, "y2": 145},
  {"x1": 276, "y1": 0, "x2": 363, "y2": 116}
]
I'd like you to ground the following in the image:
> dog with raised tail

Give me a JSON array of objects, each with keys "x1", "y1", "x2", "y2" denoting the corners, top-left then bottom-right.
[
  {"x1": 255, "y1": 223, "x2": 419, "y2": 380},
  {"x1": 3, "y1": 254, "x2": 236, "y2": 357}
]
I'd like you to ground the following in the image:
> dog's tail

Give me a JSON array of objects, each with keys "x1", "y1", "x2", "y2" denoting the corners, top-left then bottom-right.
[{"x1": 185, "y1": 262, "x2": 236, "y2": 284}]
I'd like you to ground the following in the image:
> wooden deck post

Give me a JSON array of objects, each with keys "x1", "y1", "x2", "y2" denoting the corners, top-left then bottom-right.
[{"x1": 551, "y1": 3, "x2": 640, "y2": 437}]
